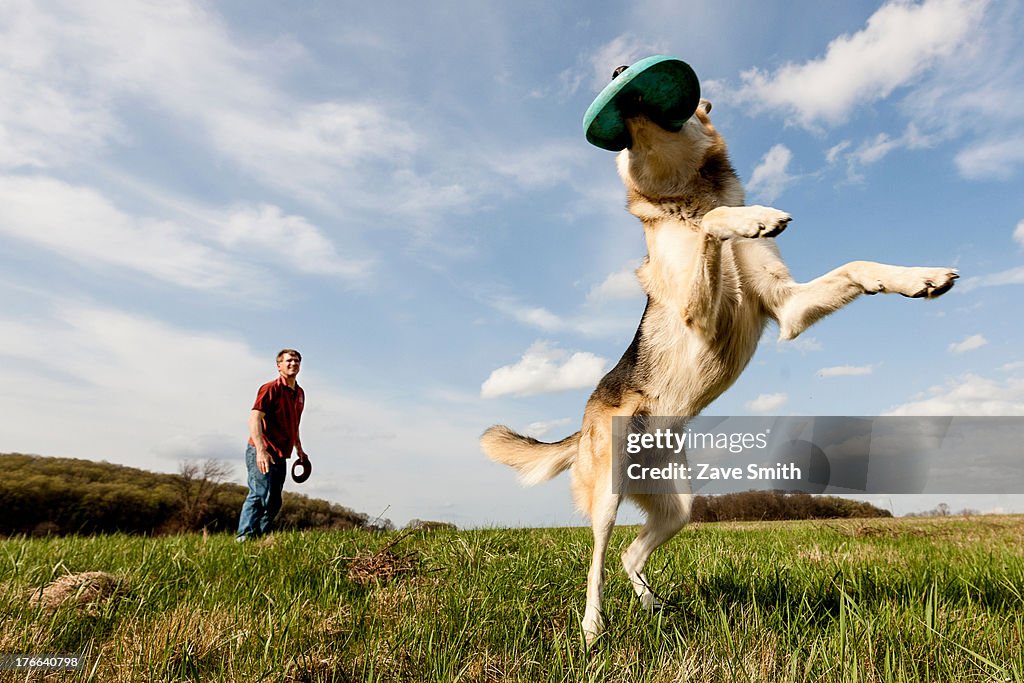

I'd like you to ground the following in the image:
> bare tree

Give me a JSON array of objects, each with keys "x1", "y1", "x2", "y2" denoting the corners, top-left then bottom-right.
[{"x1": 174, "y1": 459, "x2": 233, "y2": 531}]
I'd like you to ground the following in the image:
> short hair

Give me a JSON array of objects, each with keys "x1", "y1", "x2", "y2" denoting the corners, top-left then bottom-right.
[{"x1": 276, "y1": 348, "x2": 302, "y2": 362}]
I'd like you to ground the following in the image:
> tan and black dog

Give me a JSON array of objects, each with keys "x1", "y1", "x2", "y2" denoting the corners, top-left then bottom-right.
[{"x1": 482, "y1": 71, "x2": 958, "y2": 645}]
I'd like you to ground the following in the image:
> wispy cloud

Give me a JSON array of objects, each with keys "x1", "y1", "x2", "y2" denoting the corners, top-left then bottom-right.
[
  {"x1": 818, "y1": 364, "x2": 874, "y2": 378},
  {"x1": 746, "y1": 392, "x2": 788, "y2": 413},
  {"x1": 0, "y1": 0, "x2": 481, "y2": 219},
  {"x1": 220, "y1": 204, "x2": 372, "y2": 279},
  {"x1": 955, "y1": 137, "x2": 1024, "y2": 180},
  {"x1": 489, "y1": 262, "x2": 646, "y2": 339},
  {"x1": 586, "y1": 264, "x2": 644, "y2": 303},
  {"x1": 776, "y1": 336, "x2": 823, "y2": 352},
  {"x1": 0, "y1": 176, "x2": 245, "y2": 290},
  {"x1": 1014, "y1": 220, "x2": 1024, "y2": 248},
  {"x1": 0, "y1": 302, "x2": 266, "y2": 460},
  {"x1": 480, "y1": 341, "x2": 607, "y2": 398},
  {"x1": 830, "y1": 124, "x2": 935, "y2": 181},
  {"x1": 959, "y1": 267, "x2": 1024, "y2": 293},
  {"x1": 524, "y1": 418, "x2": 574, "y2": 439},
  {"x1": 489, "y1": 142, "x2": 588, "y2": 189},
  {"x1": 0, "y1": 176, "x2": 370, "y2": 291},
  {"x1": 884, "y1": 373, "x2": 1024, "y2": 415},
  {"x1": 563, "y1": 34, "x2": 668, "y2": 97},
  {"x1": 949, "y1": 334, "x2": 988, "y2": 354},
  {"x1": 747, "y1": 144, "x2": 796, "y2": 203}
]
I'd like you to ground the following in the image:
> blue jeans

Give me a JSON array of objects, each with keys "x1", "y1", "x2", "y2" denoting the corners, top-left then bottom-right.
[{"x1": 236, "y1": 444, "x2": 287, "y2": 539}]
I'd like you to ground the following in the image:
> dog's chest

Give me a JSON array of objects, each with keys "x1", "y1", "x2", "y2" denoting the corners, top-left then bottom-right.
[{"x1": 640, "y1": 236, "x2": 762, "y2": 414}]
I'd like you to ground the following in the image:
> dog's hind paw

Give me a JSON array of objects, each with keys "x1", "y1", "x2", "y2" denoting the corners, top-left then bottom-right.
[
  {"x1": 582, "y1": 607, "x2": 605, "y2": 647},
  {"x1": 639, "y1": 591, "x2": 663, "y2": 612},
  {"x1": 886, "y1": 267, "x2": 960, "y2": 299},
  {"x1": 702, "y1": 205, "x2": 791, "y2": 240}
]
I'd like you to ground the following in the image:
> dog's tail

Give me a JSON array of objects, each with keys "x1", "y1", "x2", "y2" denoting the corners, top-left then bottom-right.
[{"x1": 480, "y1": 425, "x2": 579, "y2": 486}]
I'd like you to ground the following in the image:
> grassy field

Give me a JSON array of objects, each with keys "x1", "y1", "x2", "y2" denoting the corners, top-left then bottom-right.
[{"x1": 2, "y1": 516, "x2": 1022, "y2": 682}]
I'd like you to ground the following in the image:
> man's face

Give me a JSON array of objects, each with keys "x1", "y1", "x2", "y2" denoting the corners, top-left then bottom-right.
[{"x1": 278, "y1": 353, "x2": 301, "y2": 379}]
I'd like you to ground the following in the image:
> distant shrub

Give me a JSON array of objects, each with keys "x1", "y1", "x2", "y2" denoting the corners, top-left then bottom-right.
[{"x1": 691, "y1": 491, "x2": 890, "y2": 522}]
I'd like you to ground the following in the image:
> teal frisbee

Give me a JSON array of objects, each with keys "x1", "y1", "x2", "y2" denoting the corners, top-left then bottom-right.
[{"x1": 583, "y1": 55, "x2": 701, "y2": 151}]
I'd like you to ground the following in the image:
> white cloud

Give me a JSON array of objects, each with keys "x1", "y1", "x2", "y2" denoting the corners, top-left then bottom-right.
[
  {"x1": 0, "y1": 176, "x2": 369, "y2": 290},
  {"x1": 826, "y1": 141, "x2": 851, "y2": 165},
  {"x1": 490, "y1": 290, "x2": 641, "y2": 339},
  {"x1": 0, "y1": 1, "x2": 464, "y2": 214},
  {"x1": 221, "y1": 204, "x2": 372, "y2": 279},
  {"x1": 586, "y1": 265, "x2": 644, "y2": 303},
  {"x1": 480, "y1": 341, "x2": 608, "y2": 398},
  {"x1": 818, "y1": 364, "x2": 874, "y2": 378},
  {"x1": 948, "y1": 334, "x2": 988, "y2": 354},
  {"x1": 827, "y1": 124, "x2": 938, "y2": 182},
  {"x1": 1015, "y1": 220, "x2": 1024, "y2": 248},
  {"x1": 747, "y1": 144, "x2": 795, "y2": 203},
  {"x1": 857, "y1": 124, "x2": 933, "y2": 163},
  {"x1": 1001, "y1": 361, "x2": 1024, "y2": 372},
  {"x1": 955, "y1": 137, "x2": 1024, "y2": 180},
  {"x1": 746, "y1": 392, "x2": 788, "y2": 413},
  {"x1": 524, "y1": 418, "x2": 573, "y2": 439},
  {"x1": 490, "y1": 142, "x2": 588, "y2": 189},
  {"x1": 776, "y1": 336, "x2": 823, "y2": 352},
  {"x1": 580, "y1": 34, "x2": 666, "y2": 94},
  {"x1": 884, "y1": 374, "x2": 1024, "y2": 415},
  {"x1": 0, "y1": 304, "x2": 266, "y2": 460},
  {"x1": 493, "y1": 300, "x2": 566, "y2": 332},
  {"x1": 734, "y1": 0, "x2": 986, "y2": 128},
  {"x1": 0, "y1": 175, "x2": 244, "y2": 290},
  {"x1": 959, "y1": 266, "x2": 1024, "y2": 293}
]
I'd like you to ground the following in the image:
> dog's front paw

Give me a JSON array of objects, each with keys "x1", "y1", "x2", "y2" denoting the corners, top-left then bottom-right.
[
  {"x1": 907, "y1": 268, "x2": 959, "y2": 299},
  {"x1": 703, "y1": 205, "x2": 791, "y2": 240},
  {"x1": 892, "y1": 267, "x2": 960, "y2": 299}
]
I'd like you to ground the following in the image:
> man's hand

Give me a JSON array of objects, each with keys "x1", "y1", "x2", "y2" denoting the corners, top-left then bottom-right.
[
  {"x1": 297, "y1": 449, "x2": 309, "y2": 464},
  {"x1": 256, "y1": 447, "x2": 275, "y2": 474}
]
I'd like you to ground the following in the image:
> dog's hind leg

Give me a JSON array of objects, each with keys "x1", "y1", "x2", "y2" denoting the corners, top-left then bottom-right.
[
  {"x1": 774, "y1": 261, "x2": 958, "y2": 340},
  {"x1": 622, "y1": 492, "x2": 691, "y2": 611},
  {"x1": 582, "y1": 480, "x2": 621, "y2": 645}
]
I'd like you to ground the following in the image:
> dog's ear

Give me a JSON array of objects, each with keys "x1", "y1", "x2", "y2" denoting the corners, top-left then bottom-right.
[{"x1": 698, "y1": 99, "x2": 713, "y2": 114}]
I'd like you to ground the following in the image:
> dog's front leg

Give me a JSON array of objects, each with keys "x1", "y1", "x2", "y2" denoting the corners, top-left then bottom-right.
[
  {"x1": 776, "y1": 261, "x2": 958, "y2": 340},
  {"x1": 675, "y1": 205, "x2": 791, "y2": 335},
  {"x1": 701, "y1": 205, "x2": 792, "y2": 240}
]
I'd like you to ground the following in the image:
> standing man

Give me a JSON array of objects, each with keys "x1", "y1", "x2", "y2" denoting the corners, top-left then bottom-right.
[{"x1": 236, "y1": 349, "x2": 307, "y2": 542}]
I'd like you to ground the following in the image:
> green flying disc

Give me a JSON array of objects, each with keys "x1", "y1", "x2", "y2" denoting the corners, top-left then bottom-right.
[{"x1": 583, "y1": 55, "x2": 701, "y2": 151}]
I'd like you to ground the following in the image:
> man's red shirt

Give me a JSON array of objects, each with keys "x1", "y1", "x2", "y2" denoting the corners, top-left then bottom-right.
[{"x1": 249, "y1": 375, "x2": 304, "y2": 460}]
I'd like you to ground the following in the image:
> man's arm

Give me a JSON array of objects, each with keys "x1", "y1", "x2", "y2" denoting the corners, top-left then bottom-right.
[
  {"x1": 250, "y1": 409, "x2": 274, "y2": 474},
  {"x1": 295, "y1": 429, "x2": 307, "y2": 462}
]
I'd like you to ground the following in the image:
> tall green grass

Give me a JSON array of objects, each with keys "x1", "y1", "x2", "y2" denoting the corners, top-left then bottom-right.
[{"x1": 2, "y1": 516, "x2": 1022, "y2": 681}]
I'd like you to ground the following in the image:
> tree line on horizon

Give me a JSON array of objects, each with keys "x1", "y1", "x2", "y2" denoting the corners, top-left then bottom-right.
[
  {"x1": 1, "y1": 453, "x2": 890, "y2": 537},
  {"x1": 0, "y1": 453, "x2": 390, "y2": 537}
]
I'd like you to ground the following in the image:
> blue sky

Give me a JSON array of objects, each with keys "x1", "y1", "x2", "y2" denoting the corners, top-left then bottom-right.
[{"x1": 1, "y1": 0, "x2": 1022, "y2": 527}]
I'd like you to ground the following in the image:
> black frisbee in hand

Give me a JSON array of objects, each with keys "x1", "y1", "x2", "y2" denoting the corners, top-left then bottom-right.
[{"x1": 291, "y1": 456, "x2": 311, "y2": 483}]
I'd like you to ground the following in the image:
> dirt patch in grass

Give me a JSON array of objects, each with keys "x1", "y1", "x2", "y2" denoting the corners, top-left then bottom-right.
[
  {"x1": 344, "y1": 533, "x2": 419, "y2": 587},
  {"x1": 29, "y1": 571, "x2": 124, "y2": 613}
]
